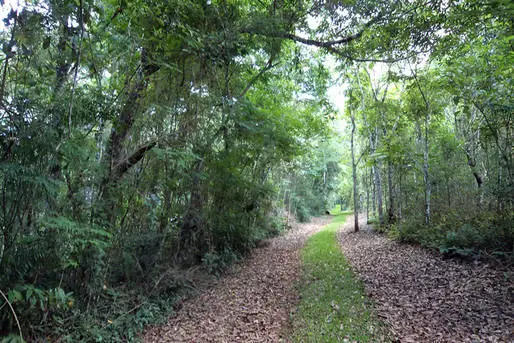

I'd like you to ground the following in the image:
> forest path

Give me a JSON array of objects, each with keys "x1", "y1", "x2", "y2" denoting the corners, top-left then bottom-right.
[
  {"x1": 143, "y1": 216, "x2": 331, "y2": 342},
  {"x1": 338, "y1": 215, "x2": 513, "y2": 342}
]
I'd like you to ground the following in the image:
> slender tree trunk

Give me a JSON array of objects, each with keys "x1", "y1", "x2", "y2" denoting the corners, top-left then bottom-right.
[
  {"x1": 179, "y1": 158, "x2": 205, "y2": 265},
  {"x1": 447, "y1": 184, "x2": 451, "y2": 210},
  {"x1": 497, "y1": 152, "x2": 503, "y2": 212},
  {"x1": 465, "y1": 151, "x2": 483, "y2": 207},
  {"x1": 371, "y1": 167, "x2": 376, "y2": 216},
  {"x1": 350, "y1": 98, "x2": 359, "y2": 232},
  {"x1": 366, "y1": 172, "x2": 371, "y2": 223},
  {"x1": 374, "y1": 162, "x2": 384, "y2": 224},
  {"x1": 398, "y1": 171, "x2": 403, "y2": 220},
  {"x1": 423, "y1": 113, "x2": 431, "y2": 224},
  {"x1": 367, "y1": 130, "x2": 382, "y2": 223},
  {"x1": 410, "y1": 65, "x2": 431, "y2": 224},
  {"x1": 369, "y1": 127, "x2": 383, "y2": 224},
  {"x1": 387, "y1": 162, "x2": 395, "y2": 223}
]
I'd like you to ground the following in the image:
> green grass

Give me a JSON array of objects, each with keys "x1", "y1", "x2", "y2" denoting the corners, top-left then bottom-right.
[{"x1": 291, "y1": 214, "x2": 388, "y2": 342}]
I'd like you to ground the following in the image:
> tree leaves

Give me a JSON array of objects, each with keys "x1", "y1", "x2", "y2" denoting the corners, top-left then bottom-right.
[{"x1": 338, "y1": 215, "x2": 513, "y2": 342}]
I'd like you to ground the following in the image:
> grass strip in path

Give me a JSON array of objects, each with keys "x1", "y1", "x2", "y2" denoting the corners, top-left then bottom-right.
[{"x1": 290, "y1": 214, "x2": 387, "y2": 342}]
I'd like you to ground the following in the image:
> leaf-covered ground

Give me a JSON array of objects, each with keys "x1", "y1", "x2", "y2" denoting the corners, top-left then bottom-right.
[
  {"x1": 337, "y1": 215, "x2": 514, "y2": 343},
  {"x1": 143, "y1": 216, "x2": 331, "y2": 342}
]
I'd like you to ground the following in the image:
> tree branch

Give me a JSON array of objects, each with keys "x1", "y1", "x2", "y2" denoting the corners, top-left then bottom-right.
[
  {"x1": 114, "y1": 141, "x2": 157, "y2": 179},
  {"x1": 277, "y1": 31, "x2": 364, "y2": 48},
  {"x1": 0, "y1": 289, "x2": 23, "y2": 342},
  {"x1": 238, "y1": 57, "x2": 278, "y2": 99},
  {"x1": 241, "y1": 14, "x2": 417, "y2": 63},
  {"x1": 67, "y1": 0, "x2": 85, "y2": 136}
]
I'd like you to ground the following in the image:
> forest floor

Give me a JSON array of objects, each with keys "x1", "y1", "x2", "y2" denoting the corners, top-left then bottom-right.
[
  {"x1": 142, "y1": 216, "x2": 331, "y2": 342},
  {"x1": 143, "y1": 214, "x2": 513, "y2": 343},
  {"x1": 338, "y1": 214, "x2": 514, "y2": 343}
]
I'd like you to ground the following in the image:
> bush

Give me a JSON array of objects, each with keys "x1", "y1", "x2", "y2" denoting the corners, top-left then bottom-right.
[
  {"x1": 264, "y1": 208, "x2": 288, "y2": 237},
  {"x1": 439, "y1": 213, "x2": 514, "y2": 259},
  {"x1": 388, "y1": 220, "x2": 444, "y2": 249},
  {"x1": 295, "y1": 204, "x2": 311, "y2": 223},
  {"x1": 0, "y1": 285, "x2": 74, "y2": 340},
  {"x1": 389, "y1": 212, "x2": 513, "y2": 260},
  {"x1": 202, "y1": 249, "x2": 240, "y2": 276},
  {"x1": 64, "y1": 289, "x2": 180, "y2": 343}
]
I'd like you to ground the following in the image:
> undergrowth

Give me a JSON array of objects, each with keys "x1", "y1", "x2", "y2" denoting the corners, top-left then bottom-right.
[
  {"x1": 1, "y1": 209, "x2": 290, "y2": 342},
  {"x1": 388, "y1": 211, "x2": 513, "y2": 262},
  {"x1": 290, "y1": 214, "x2": 388, "y2": 342}
]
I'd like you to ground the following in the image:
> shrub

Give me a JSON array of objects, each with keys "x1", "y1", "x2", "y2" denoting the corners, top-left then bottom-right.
[
  {"x1": 201, "y1": 249, "x2": 240, "y2": 276},
  {"x1": 0, "y1": 285, "x2": 74, "y2": 340},
  {"x1": 389, "y1": 212, "x2": 513, "y2": 261},
  {"x1": 295, "y1": 204, "x2": 311, "y2": 223}
]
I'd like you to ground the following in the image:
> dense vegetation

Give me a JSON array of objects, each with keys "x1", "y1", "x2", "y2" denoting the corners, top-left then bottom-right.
[
  {"x1": 0, "y1": 0, "x2": 511, "y2": 341},
  {"x1": 340, "y1": 11, "x2": 513, "y2": 258}
]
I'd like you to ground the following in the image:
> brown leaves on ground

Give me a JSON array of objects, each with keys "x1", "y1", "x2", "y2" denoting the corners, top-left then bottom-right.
[
  {"x1": 143, "y1": 216, "x2": 330, "y2": 343},
  {"x1": 338, "y1": 215, "x2": 513, "y2": 343}
]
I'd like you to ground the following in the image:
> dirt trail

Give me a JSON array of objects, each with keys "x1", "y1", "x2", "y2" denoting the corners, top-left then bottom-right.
[
  {"x1": 143, "y1": 216, "x2": 331, "y2": 342},
  {"x1": 338, "y1": 215, "x2": 513, "y2": 343}
]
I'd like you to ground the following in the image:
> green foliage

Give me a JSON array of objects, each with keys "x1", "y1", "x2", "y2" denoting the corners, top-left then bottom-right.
[
  {"x1": 295, "y1": 201, "x2": 312, "y2": 223},
  {"x1": 439, "y1": 213, "x2": 514, "y2": 259},
  {"x1": 0, "y1": 285, "x2": 73, "y2": 340},
  {"x1": 282, "y1": 135, "x2": 343, "y2": 223},
  {"x1": 60, "y1": 288, "x2": 181, "y2": 343},
  {"x1": 388, "y1": 221, "x2": 442, "y2": 248},
  {"x1": 2, "y1": 0, "x2": 338, "y2": 336},
  {"x1": 1, "y1": 0, "x2": 512, "y2": 339},
  {"x1": 1, "y1": 335, "x2": 25, "y2": 343},
  {"x1": 291, "y1": 215, "x2": 387, "y2": 342},
  {"x1": 202, "y1": 249, "x2": 240, "y2": 277},
  {"x1": 389, "y1": 212, "x2": 514, "y2": 260},
  {"x1": 343, "y1": 7, "x2": 513, "y2": 263}
]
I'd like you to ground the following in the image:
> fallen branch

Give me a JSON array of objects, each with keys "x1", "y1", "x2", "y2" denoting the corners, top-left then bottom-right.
[{"x1": 0, "y1": 289, "x2": 23, "y2": 342}]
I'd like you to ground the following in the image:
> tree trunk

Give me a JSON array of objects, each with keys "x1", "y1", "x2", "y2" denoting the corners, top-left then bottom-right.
[
  {"x1": 497, "y1": 152, "x2": 503, "y2": 212},
  {"x1": 465, "y1": 151, "x2": 484, "y2": 207},
  {"x1": 374, "y1": 162, "x2": 384, "y2": 224},
  {"x1": 387, "y1": 162, "x2": 395, "y2": 223},
  {"x1": 178, "y1": 158, "x2": 205, "y2": 265},
  {"x1": 371, "y1": 167, "x2": 376, "y2": 215},
  {"x1": 423, "y1": 113, "x2": 431, "y2": 225},
  {"x1": 350, "y1": 100, "x2": 359, "y2": 232},
  {"x1": 398, "y1": 171, "x2": 403, "y2": 220},
  {"x1": 366, "y1": 168, "x2": 370, "y2": 223},
  {"x1": 98, "y1": 49, "x2": 159, "y2": 225},
  {"x1": 411, "y1": 65, "x2": 431, "y2": 225}
]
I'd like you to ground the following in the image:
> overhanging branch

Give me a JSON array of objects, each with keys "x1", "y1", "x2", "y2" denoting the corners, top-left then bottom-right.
[
  {"x1": 241, "y1": 14, "x2": 420, "y2": 63},
  {"x1": 278, "y1": 31, "x2": 364, "y2": 48},
  {"x1": 238, "y1": 57, "x2": 278, "y2": 99},
  {"x1": 114, "y1": 141, "x2": 157, "y2": 178}
]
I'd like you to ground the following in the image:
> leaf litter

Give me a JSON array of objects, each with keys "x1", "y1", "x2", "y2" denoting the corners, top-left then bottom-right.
[
  {"x1": 337, "y1": 215, "x2": 513, "y2": 343},
  {"x1": 143, "y1": 215, "x2": 331, "y2": 342}
]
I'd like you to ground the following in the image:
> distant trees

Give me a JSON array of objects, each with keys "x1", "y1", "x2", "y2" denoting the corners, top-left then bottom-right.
[
  {"x1": 342, "y1": 17, "x2": 513, "y2": 254},
  {"x1": 332, "y1": 0, "x2": 513, "y2": 244}
]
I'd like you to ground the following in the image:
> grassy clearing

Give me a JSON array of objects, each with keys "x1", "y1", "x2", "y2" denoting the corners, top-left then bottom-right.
[
  {"x1": 291, "y1": 214, "x2": 387, "y2": 342},
  {"x1": 328, "y1": 206, "x2": 347, "y2": 216}
]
